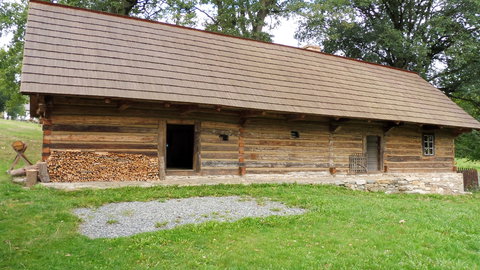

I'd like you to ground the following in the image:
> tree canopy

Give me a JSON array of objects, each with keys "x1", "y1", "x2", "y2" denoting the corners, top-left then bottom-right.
[
  {"x1": 0, "y1": 0, "x2": 27, "y2": 118},
  {"x1": 296, "y1": 0, "x2": 480, "y2": 159}
]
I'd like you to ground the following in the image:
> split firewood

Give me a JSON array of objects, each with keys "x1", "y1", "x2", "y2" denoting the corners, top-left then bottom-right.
[{"x1": 47, "y1": 151, "x2": 159, "y2": 182}]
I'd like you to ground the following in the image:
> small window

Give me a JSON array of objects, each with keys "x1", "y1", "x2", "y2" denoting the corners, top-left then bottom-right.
[
  {"x1": 291, "y1": 131, "x2": 300, "y2": 138},
  {"x1": 219, "y1": 134, "x2": 229, "y2": 141},
  {"x1": 423, "y1": 134, "x2": 435, "y2": 156}
]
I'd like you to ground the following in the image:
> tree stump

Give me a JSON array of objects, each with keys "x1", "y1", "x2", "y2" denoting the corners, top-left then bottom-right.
[{"x1": 26, "y1": 169, "x2": 38, "y2": 187}]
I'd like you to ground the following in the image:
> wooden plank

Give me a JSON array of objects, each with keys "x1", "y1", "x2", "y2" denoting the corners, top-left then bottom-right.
[
  {"x1": 201, "y1": 144, "x2": 239, "y2": 151},
  {"x1": 51, "y1": 115, "x2": 159, "y2": 125},
  {"x1": 244, "y1": 139, "x2": 328, "y2": 147},
  {"x1": 167, "y1": 119, "x2": 195, "y2": 125},
  {"x1": 244, "y1": 162, "x2": 329, "y2": 168},
  {"x1": 200, "y1": 169, "x2": 239, "y2": 175},
  {"x1": 385, "y1": 156, "x2": 454, "y2": 162},
  {"x1": 158, "y1": 120, "x2": 166, "y2": 180},
  {"x1": 45, "y1": 134, "x2": 158, "y2": 143},
  {"x1": 166, "y1": 170, "x2": 195, "y2": 176},
  {"x1": 49, "y1": 124, "x2": 157, "y2": 133},
  {"x1": 202, "y1": 161, "x2": 240, "y2": 167},
  {"x1": 45, "y1": 143, "x2": 157, "y2": 149},
  {"x1": 201, "y1": 152, "x2": 239, "y2": 159},
  {"x1": 48, "y1": 149, "x2": 158, "y2": 156}
]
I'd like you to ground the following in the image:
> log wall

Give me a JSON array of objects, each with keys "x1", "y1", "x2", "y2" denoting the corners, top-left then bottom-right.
[
  {"x1": 243, "y1": 118, "x2": 330, "y2": 174},
  {"x1": 200, "y1": 121, "x2": 240, "y2": 175},
  {"x1": 41, "y1": 95, "x2": 457, "y2": 180},
  {"x1": 44, "y1": 97, "x2": 160, "y2": 159},
  {"x1": 331, "y1": 121, "x2": 384, "y2": 173},
  {"x1": 384, "y1": 126, "x2": 455, "y2": 173}
]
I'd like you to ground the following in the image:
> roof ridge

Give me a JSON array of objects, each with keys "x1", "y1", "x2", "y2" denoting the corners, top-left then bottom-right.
[{"x1": 29, "y1": 0, "x2": 417, "y2": 75}]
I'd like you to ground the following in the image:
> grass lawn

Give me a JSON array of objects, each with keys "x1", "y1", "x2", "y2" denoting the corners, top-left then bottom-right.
[
  {"x1": 456, "y1": 158, "x2": 480, "y2": 171},
  {"x1": 1, "y1": 119, "x2": 480, "y2": 269}
]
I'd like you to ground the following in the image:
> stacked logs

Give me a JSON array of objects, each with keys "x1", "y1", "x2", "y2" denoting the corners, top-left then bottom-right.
[{"x1": 47, "y1": 151, "x2": 159, "y2": 182}]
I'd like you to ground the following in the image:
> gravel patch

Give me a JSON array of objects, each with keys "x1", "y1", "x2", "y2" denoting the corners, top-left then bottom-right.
[{"x1": 73, "y1": 196, "x2": 306, "y2": 238}]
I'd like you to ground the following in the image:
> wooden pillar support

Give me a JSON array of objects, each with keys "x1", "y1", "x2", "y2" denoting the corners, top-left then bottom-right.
[
  {"x1": 328, "y1": 118, "x2": 348, "y2": 173},
  {"x1": 158, "y1": 120, "x2": 166, "y2": 180},
  {"x1": 41, "y1": 118, "x2": 53, "y2": 161},
  {"x1": 328, "y1": 131, "x2": 335, "y2": 173},
  {"x1": 193, "y1": 121, "x2": 201, "y2": 174},
  {"x1": 238, "y1": 126, "x2": 246, "y2": 176}
]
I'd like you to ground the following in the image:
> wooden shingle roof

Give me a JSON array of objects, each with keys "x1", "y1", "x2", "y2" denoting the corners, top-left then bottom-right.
[{"x1": 20, "y1": 0, "x2": 480, "y2": 129}]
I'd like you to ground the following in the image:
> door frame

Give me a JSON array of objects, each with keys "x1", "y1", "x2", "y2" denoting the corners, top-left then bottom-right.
[
  {"x1": 158, "y1": 119, "x2": 201, "y2": 178},
  {"x1": 364, "y1": 134, "x2": 383, "y2": 173}
]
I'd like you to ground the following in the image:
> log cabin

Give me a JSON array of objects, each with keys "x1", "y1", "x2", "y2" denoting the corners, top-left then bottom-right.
[{"x1": 20, "y1": 1, "x2": 480, "y2": 192}]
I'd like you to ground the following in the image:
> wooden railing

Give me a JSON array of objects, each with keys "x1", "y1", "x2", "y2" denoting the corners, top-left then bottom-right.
[{"x1": 457, "y1": 168, "x2": 479, "y2": 191}]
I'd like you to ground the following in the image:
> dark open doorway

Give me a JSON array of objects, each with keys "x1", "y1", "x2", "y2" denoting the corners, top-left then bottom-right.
[{"x1": 166, "y1": 124, "x2": 194, "y2": 170}]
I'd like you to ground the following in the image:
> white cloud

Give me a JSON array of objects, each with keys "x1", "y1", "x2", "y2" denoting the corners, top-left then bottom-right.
[
  {"x1": 267, "y1": 17, "x2": 302, "y2": 47},
  {"x1": 0, "y1": 32, "x2": 13, "y2": 49}
]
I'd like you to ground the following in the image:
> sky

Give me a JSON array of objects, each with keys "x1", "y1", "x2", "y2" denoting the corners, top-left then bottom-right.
[
  {"x1": 0, "y1": 0, "x2": 302, "y2": 49},
  {"x1": 268, "y1": 17, "x2": 302, "y2": 47}
]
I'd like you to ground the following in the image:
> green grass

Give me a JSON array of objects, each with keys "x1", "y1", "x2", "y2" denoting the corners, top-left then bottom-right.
[
  {"x1": 1, "y1": 120, "x2": 480, "y2": 269},
  {"x1": 106, "y1": 219, "x2": 119, "y2": 225},
  {"x1": 155, "y1": 221, "x2": 168, "y2": 228},
  {"x1": 455, "y1": 158, "x2": 480, "y2": 171},
  {"x1": 0, "y1": 119, "x2": 43, "y2": 172}
]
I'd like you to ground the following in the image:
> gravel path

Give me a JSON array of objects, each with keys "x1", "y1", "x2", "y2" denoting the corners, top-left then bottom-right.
[{"x1": 73, "y1": 196, "x2": 306, "y2": 238}]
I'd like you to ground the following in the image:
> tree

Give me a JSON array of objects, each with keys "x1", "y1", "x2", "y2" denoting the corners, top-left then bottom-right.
[
  {"x1": 56, "y1": 0, "x2": 198, "y2": 24},
  {"x1": 296, "y1": 0, "x2": 479, "y2": 76},
  {"x1": 57, "y1": 0, "x2": 295, "y2": 41},
  {"x1": 0, "y1": 0, "x2": 27, "y2": 118},
  {"x1": 200, "y1": 0, "x2": 294, "y2": 41},
  {"x1": 296, "y1": 0, "x2": 480, "y2": 160}
]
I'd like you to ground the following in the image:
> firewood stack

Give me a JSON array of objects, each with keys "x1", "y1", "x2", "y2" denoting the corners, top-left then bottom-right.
[{"x1": 47, "y1": 151, "x2": 160, "y2": 182}]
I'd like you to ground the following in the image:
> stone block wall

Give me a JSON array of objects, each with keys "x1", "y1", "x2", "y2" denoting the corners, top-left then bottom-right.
[
  {"x1": 168, "y1": 172, "x2": 466, "y2": 195},
  {"x1": 331, "y1": 173, "x2": 464, "y2": 195}
]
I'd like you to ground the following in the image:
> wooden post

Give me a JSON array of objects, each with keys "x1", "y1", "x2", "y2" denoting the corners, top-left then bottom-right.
[
  {"x1": 238, "y1": 126, "x2": 246, "y2": 176},
  {"x1": 25, "y1": 169, "x2": 38, "y2": 187},
  {"x1": 380, "y1": 135, "x2": 385, "y2": 172},
  {"x1": 328, "y1": 131, "x2": 334, "y2": 172},
  {"x1": 193, "y1": 121, "x2": 201, "y2": 174},
  {"x1": 42, "y1": 118, "x2": 53, "y2": 161},
  {"x1": 158, "y1": 120, "x2": 166, "y2": 180},
  {"x1": 37, "y1": 162, "x2": 50, "y2": 183}
]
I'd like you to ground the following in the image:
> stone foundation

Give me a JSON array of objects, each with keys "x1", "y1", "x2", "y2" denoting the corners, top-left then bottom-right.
[
  {"x1": 41, "y1": 172, "x2": 466, "y2": 195},
  {"x1": 329, "y1": 173, "x2": 464, "y2": 195},
  {"x1": 166, "y1": 172, "x2": 465, "y2": 195}
]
